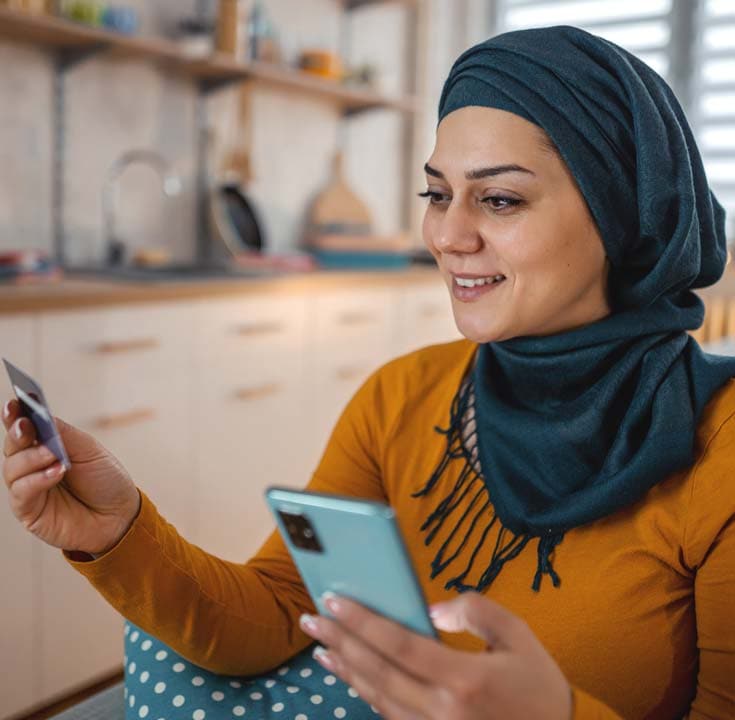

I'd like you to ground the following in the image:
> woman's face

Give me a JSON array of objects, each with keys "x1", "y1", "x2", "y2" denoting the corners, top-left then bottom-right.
[{"x1": 423, "y1": 106, "x2": 610, "y2": 343}]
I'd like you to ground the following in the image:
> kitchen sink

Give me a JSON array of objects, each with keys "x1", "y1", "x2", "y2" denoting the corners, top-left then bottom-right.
[{"x1": 67, "y1": 263, "x2": 282, "y2": 282}]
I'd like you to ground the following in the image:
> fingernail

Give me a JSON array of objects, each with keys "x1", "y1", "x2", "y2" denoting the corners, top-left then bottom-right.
[
  {"x1": 321, "y1": 591, "x2": 343, "y2": 616},
  {"x1": 312, "y1": 645, "x2": 338, "y2": 672},
  {"x1": 429, "y1": 604, "x2": 445, "y2": 618},
  {"x1": 299, "y1": 613, "x2": 319, "y2": 635},
  {"x1": 13, "y1": 419, "x2": 23, "y2": 440},
  {"x1": 3, "y1": 401, "x2": 11, "y2": 420},
  {"x1": 45, "y1": 464, "x2": 63, "y2": 478}
]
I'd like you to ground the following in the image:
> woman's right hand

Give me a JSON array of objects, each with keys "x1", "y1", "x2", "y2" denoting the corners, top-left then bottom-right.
[{"x1": 1, "y1": 398, "x2": 141, "y2": 556}]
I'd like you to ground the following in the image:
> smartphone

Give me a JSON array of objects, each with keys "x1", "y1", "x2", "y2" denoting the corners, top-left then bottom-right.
[
  {"x1": 3, "y1": 358, "x2": 71, "y2": 470},
  {"x1": 265, "y1": 486, "x2": 437, "y2": 638}
]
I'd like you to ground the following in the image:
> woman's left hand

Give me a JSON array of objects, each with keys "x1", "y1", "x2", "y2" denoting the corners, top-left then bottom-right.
[{"x1": 299, "y1": 591, "x2": 572, "y2": 720}]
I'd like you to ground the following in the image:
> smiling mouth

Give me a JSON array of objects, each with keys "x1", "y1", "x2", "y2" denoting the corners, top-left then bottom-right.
[{"x1": 453, "y1": 274, "x2": 506, "y2": 288}]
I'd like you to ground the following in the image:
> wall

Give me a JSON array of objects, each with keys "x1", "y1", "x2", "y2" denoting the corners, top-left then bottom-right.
[{"x1": 0, "y1": 0, "x2": 461, "y2": 263}]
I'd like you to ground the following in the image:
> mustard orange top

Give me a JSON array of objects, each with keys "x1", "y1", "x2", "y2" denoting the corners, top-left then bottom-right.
[{"x1": 66, "y1": 340, "x2": 735, "y2": 719}]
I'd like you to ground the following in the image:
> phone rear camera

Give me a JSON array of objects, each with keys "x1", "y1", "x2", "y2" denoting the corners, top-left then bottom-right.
[{"x1": 277, "y1": 511, "x2": 323, "y2": 553}]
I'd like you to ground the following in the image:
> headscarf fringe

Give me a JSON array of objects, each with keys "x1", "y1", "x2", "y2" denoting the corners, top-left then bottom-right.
[{"x1": 414, "y1": 376, "x2": 563, "y2": 592}]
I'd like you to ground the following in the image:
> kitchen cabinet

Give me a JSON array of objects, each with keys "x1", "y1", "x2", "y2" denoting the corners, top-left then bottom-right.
[
  {"x1": 0, "y1": 272, "x2": 459, "y2": 718},
  {"x1": 309, "y1": 287, "x2": 397, "y2": 452},
  {"x1": 0, "y1": 315, "x2": 37, "y2": 720},
  {"x1": 34, "y1": 303, "x2": 198, "y2": 705},
  {"x1": 193, "y1": 294, "x2": 311, "y2": 561},
  {"x1": 394, "y1": 280, "x2": 461, "y2": 354}
]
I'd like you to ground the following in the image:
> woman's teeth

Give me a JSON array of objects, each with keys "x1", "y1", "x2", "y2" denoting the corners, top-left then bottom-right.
[{"x1": 455, "y1": 275, "x2": 505, "y2": 288}]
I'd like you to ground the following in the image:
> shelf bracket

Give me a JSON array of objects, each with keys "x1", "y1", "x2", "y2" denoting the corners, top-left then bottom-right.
[
  {"x1": 342, "y1": 105, "x2": 378, "y2": 118},
  {"x1": 199, "y1": 75, "x2": 248, "y2": 96},
  {"x1": 56, "y1": 43, "x2": 109, "y2": 72}
]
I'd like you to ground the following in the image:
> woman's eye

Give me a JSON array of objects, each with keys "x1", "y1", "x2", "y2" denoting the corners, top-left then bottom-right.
[
  {"x1": 482, "y1": 195, "x2": 522, "y2": 211},
  {"x1": 417, "y1": 190, "x2": 449, "y2": 205}
]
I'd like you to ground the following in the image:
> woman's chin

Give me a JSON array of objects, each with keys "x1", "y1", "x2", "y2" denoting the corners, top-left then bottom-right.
[{"x1": 453, "y1": 315, "x2": 509, "y2": 344}]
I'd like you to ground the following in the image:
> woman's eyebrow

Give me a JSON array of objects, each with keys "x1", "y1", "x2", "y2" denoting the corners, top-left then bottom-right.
[{"x1": 424, "y1": 162, "x2": 536, "y2": 179}]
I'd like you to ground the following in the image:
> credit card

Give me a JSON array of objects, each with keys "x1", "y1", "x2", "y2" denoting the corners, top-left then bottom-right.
[{"x1": 3, "y1": 358, "x2": 71, "y2": 470}]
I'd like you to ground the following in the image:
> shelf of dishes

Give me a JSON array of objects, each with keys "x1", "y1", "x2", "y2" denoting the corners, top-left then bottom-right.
[{"x1": 0, "y1": 5, "x2": 419, "y2": 112}]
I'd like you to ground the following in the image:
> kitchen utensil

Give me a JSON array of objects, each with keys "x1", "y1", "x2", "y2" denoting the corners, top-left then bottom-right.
[
  {"x1": 307, "y1": 150, "x2": 372, "y2": 238},
  {"x1": 209, "y1": 84, "x2": 266, "y2": 257}
]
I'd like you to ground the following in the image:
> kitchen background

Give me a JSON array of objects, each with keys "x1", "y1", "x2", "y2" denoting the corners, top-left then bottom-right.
[{"x1": 0, "y1": 1, "x2": 734, "y2": 719}]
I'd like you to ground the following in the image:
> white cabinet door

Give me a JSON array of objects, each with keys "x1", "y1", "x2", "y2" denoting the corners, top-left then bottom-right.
[
  {"x1": 394, "y1": 279, "x2": 461, "y2": 356},
  {"x1": 35, "y1": 302, "x2": 196, "y2": 703},
  {"x1": 308, "y1": 287, "x2": 397, "y2": 460},
  {"x1": 193, "y1": 294, "x2": 311, "y2": 562},
  {"x1": 0, "y1": 315, "x2": 38, "y2": 719}
]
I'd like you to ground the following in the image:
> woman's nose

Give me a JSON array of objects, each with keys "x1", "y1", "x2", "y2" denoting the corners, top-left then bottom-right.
[{"x1": 433, "y1": 204, "x2": 483, "y2": 255}]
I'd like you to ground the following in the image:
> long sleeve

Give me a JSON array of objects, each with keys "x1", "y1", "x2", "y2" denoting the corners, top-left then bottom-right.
[
  {"x1": 64, "y1": 366, "x2": 391, "y2": 676},
  {"x1": 683, "y1": 406, "x2": 735, "y2": 719},
  {"x1": 572, "y1": 688, "x2": 624, "y2": 719}
]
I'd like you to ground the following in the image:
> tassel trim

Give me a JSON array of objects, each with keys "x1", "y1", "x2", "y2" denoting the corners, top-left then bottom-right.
[{"x1": 413, "y1": 375, "x2": 563, "y2": 592}]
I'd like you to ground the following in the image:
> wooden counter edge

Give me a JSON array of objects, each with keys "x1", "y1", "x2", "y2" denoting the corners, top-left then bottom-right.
[{"x1": 0, "y1": 267, "x2": 444, "y2": 314}]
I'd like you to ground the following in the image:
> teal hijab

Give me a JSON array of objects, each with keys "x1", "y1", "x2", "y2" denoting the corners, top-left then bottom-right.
[{"x1": 414, "y1": 26, "x2": 735, "y2": 592}]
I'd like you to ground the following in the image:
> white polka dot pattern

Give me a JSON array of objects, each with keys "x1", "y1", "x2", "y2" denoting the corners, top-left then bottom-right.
[{"x1": 125, "y1": 625, "x2": 381, "y2": 718}]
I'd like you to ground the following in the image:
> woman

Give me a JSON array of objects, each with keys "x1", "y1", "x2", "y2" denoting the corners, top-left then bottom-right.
[{"x1": 3, "y1": 25, "x2": 735, "y2": 719}]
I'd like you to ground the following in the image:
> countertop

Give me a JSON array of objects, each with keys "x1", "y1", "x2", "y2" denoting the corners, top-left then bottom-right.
[
  {"x1": 0, "y1": 266, "x2": 444, "y2": 314},
  {"x1": 2, "y1": 266, "x2": 733, "y2": 316}
]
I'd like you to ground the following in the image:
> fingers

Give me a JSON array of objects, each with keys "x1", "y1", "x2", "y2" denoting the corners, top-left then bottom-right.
[
  {"x1": 311, "y1": 596, "x2": 462, "y2": 684},
  {"x1": 3, "y1": 413, "x2": 38, "y2": 463},
  {"x1": 7, "y1": 464, "x2": 66, "y2": 528},
  {"x1": 3, "y1": 442, "x2": 60, "y2": 489},
  {"x1": 314, "y1": 646, "x2": 427, "y2": 720},
  {"x1": 429, "y1": 592, "x2": 527, "y2": 650},
  {"x1": 2, "y1": 398, "x2": 19, "y2": 430}
]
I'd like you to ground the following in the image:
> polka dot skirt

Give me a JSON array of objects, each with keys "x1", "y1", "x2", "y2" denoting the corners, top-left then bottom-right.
[{"x1": 124, "y1": 622, "x2": 382, "y2": 719}]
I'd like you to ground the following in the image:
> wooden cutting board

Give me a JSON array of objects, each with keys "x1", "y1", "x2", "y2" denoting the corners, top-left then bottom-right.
[{"x1": 307, "y1": 151, "x2": 372, "y2": 236}]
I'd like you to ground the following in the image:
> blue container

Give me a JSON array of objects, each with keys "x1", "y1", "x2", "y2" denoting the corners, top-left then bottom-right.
[{"x1": 311, "y1": 250, "x2": 412, "y2": 270}]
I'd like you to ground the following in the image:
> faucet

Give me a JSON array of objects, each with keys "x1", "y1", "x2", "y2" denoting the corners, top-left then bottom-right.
[{"x1": 102, "y1": 149, "x2": 182, "y2": 265}]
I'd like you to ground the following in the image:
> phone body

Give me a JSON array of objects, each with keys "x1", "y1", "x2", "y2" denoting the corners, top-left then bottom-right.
[
  {"x1": 265, "y1": 486, "x2": 437, "y2": 638},
  {"x1": 3, "y1": 358, "x2": 71, "y2": 470}
]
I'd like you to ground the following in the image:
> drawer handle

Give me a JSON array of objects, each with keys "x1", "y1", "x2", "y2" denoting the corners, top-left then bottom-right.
[
  {"x1": 94, "y1": 338, "x2": 160, "y2": 354},
  {"x1": 335, "y1": 366, "x2": 366, "y2": 381},
  {"x1": 93, "y1": 407, "x2": 157, "y2": 430},
  {"x1": 419, "y1": 304, "x2": 443, "y2": 318},
  {"x1": 233, "y1": 321, "x2": 285, "y2": 337},
  {"x1": 337, "y1": 311, "x2": 377, "y2": 326},
  {"x1": 233, "y1": 382, "x2": 282, "y2": 401}
]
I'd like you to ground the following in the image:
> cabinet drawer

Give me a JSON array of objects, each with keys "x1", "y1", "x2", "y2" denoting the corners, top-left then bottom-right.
[
  {"x1": 395, "y1": 281, "x2": 460, "y2": 355},
  {"x1": 196, "y1": 295, "x2": 308, "y2": 377},
  {"x1": 194, "y1": 358, "x2": 310, "y2": 561},
  {"x1": 38, "y1": 304, "x2": 195, "y2": 430},
  {"x1": 312, "y1": 287, "x2": 396, "y2": 354}
]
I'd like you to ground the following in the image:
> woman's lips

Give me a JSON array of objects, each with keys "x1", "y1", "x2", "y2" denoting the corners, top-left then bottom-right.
[{"x1": 451, "y1": 274, "x2": 507, "y2": 302}]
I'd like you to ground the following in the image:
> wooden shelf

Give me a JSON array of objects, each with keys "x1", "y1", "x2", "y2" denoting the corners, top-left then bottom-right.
[
  {"x1": 0, "y1": 6, "x2": 418, "y2": 113},
  {"x1": 345, "y1": 0, "x2": 416, "y2": 7},
  {"x1": 245, "y1": 60, "x2": 418, "y2": 113}
]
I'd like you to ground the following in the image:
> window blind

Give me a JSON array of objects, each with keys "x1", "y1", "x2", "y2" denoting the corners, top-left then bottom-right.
[
  {"x1": 694, "y1": 0, "x2": 735, "y2": 231},
  {"x1": 494, "y1": 0, "x2": 674, "y2": 79},
  {"x1": 492, "y1": 0, "x2": 735, "y2": 237}
]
